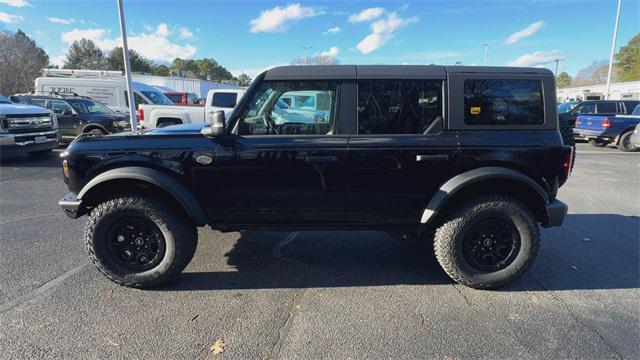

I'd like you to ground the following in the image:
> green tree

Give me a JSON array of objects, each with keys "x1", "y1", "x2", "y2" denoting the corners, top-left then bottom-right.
[
  {"x1": 615, "y1": 33, "x2": 640, "y2": 82},
  {"x1": 0, "y1": 30, "x2": 49, "y2": 94},
  {"x1": 237, "y1": 73, "x2": 252, "y2": 86},
  {"x1": 170, "y1": 57, "x2": 234, "y2": 81},
  {"x1": 106, "y1": 47, "x2": 153, "y2": 73},
  {"x1": 152, "y1": 64, "x2": 171, "y2": 76},
  {"x1": 556, "y1": 72, "x2": 572, "y2": 88},
  {"x1": 63, "y1": 39, "x2": 105, "y2": 70}
]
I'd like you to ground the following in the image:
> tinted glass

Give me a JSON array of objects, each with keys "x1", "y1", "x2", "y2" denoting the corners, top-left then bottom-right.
[
  {"x1": 596, "y1": 102, "x2": 617, "y2": 114},
  {"x1": 357, "y1": 80, "x2": 443, "y2": 134},
  {"x1": 166, "y1": 94, "x2": 184, "y2": 103},
  {"x1": 237, "y1": 81, "x2": 338, "y2": 136},
  {"x1": 575, "y1": 103, "x2": 595, "y2": 114},
  {"x1": 212, "y1": 92, "x2": 238, "y2": 108},
  {"x1": 68, "y1": 99, "x2": 113, "y2": 114},
  {"x1": 50, "y1": 100, "x2": 73, "y2": 115},
  {"x1": 464, "y1": 79, "x2": 544, "y2": 125},
  {"x1": 141, "y1": 91, "x2": 173, "y2": 105},
  {"x1": 0, "y1": 95, "x2": 12, "y2": 104}
]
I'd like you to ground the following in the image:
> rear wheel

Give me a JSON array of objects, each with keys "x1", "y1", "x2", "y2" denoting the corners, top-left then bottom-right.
[
  {"x1": 434, "y1": 195, "x2": 539, "y2": 289},
  {"x1": 85, "y1": 193, "x2": 197, "y2": 288},
  {"x1": 588, "y1": 138, "x2": 608, "y2": 147},
  {"x1": 85, "y1": 128, "x2": 106, "y2": 137},
  {"x1": 617, "y1": 131, "x2": 638, "y2": 152}
]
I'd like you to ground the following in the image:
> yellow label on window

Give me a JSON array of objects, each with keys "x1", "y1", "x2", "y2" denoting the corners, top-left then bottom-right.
[{"x1": 470, "y1": 107, "x2": 481, "y2": 115}]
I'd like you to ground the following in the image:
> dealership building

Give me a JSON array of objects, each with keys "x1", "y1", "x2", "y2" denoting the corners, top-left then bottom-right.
[{"x1": 557, "y1": 81, "x2": 640, "y2": 102}]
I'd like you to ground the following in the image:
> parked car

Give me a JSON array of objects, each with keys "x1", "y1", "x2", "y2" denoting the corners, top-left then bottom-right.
[
  {"x1": 559, "y1": 99, "x2": 639, "y2": 127},
  {"x1": 574, "y1": 104, "x2": 640, "y2": 151},
  {"x1": 164, "y1": 92, "x2": 200, "y2": 106},
  {"x1": 0, "y1": 94, "x2": 60, "y2": 158},
  {"x1": 138, "y1": 88, "x2": 246, "y2": 128},
  {"x1": 11, "y1": 94, "x2": 131, "y2": 141},
  {"x1": 35, "y1": 69, "x2": 174, "y2": 113},
  {"x1": 630, "y1": 123, "x2": 640, "y2": 148},
  {"x1": 59, "y1": 65, "x2": 572, "y2": 290},
  {"x1": 558, "y1": 101, "x2": 580, "y2": 113}
]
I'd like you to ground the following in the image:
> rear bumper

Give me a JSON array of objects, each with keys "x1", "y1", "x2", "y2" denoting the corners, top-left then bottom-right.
[
  {"x1": 542, "y1": 199, "x2": 568, "y2": 228},
  {"x1": 59, "y1": 192, "x2": 84, "y2": 219}
]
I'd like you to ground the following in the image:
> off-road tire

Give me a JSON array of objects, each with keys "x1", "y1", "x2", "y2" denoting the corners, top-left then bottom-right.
[
  {"x1": 85, "y1": 193, "x2": 197, "y2": 288},
  {"x1": 559, "y1": 117, "x2": 576, "y2": 174},
  {"x1": 588, "y1": 139, "x2": 608, "y2": 147},
  {"x1": 617, "y1": 131, "x2": 638, "y2": 152},
  {"x1": 27, "y1": 149, "x2": 53, "y2": 158},
  {"x1": 434, "y1": 195, "x2": 539, "y2": 289}
]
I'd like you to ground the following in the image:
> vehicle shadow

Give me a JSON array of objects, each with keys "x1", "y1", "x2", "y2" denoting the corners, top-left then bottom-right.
[
  {"x1": 0, "y1": 149, "x2": 62, "y2": 168},
  {"x1": 167, "y1": 214, "x2": 639, "y2": 292}
]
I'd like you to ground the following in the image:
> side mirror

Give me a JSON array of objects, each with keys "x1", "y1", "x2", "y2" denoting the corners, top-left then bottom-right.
[
  {"x1": 63, "y1": 109, "x2": 74, "y2": 116},
  {"x1": 202, "y1": 110, "x2": 226, "y2": 136}
]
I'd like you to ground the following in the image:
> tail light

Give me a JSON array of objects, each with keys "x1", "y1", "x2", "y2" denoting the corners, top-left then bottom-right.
[
  {"x1": 137, "y1": 108, "x2": 144, "y2": 122},
  {"x1": 575, "y1": 116, "x2": 581, "y2": 126},
  {"x1": 602, "y1": 117, "x2": 611, "y2": 128},
  {"x1": 561, "y1": 146, "x2": 574, "y2": 179}
]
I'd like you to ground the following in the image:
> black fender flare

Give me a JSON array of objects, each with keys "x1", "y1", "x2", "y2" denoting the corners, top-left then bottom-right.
[
  {"x1": 77, "y1": 166, "x2": 208, "y2": 226},
  {"x1": 614, "y1": 125, "x2": 638, "y2": 144},
  {"x1": 81, "y1": 123, "x2": 110, "y2": 134},
  {"x1": 420, "y1": 167, "x2": 549, "y2": 225}
]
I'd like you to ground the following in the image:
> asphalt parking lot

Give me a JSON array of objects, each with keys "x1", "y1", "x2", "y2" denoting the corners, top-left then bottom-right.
[{"x1": 0, "y1": 143, "x2": 638, "y2": 359}]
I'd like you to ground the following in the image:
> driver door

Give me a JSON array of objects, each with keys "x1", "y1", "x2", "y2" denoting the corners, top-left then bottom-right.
[
  {"x1": 47, "y1": 100, "x2": 76, "y2": 136},
  {"x1": 193, "y1": 80, "x2": 350, "y2": 225}
]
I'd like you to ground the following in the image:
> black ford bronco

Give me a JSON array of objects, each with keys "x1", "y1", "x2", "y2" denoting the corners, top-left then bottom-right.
[{"x1": 59, "y1": 65, "x2": 573, "y2": 289}]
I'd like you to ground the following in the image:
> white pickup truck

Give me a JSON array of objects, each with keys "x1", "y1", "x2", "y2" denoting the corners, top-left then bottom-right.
[{"x1": 138, "y1": 88, "x2": 245, "y2": 128}]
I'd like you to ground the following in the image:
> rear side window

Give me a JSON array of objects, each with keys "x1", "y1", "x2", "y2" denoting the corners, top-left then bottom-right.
[
  {"x1": 464, "y1": 79, "x2": 544, "y2": 125},
  {"x1": 595, "y1": 102, "x2": 617, "y2": 114},
  {"x1": 357, "y1": 80, "x2": 443, "y2": 134},
  {"x1": 212, "y1": 92, "x2": 238, "y2": 108}
]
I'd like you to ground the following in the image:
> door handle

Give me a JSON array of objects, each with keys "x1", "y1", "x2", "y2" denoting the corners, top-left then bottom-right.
[
  {"x1": 416, "y1": 154, "x2": 449, "y2": 162},
  {"x1": 305, "y1": 155, "x2": 338, "y2": 163}
]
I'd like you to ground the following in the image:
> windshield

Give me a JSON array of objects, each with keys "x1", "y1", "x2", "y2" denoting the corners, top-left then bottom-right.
[
  {"x1": 558, "y1": 102, "x2": 578, "y2": 113},
  {"x1": 0, "y1": 95, "x2": 12, "y2": 104},
  {"x1": 68, "y1": 99, "x2": 114, "y2": 114},
  {"x1": 141, "y1": 91, "x2": 174, "y2": 105}
]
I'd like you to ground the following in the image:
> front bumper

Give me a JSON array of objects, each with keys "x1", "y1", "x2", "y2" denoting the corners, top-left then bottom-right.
[
  {"x1": 542, "y1": 199, "x2": 568, "y2": 228},
  {"x1": 0, "y1": 130, "x2": 60, "y2": 154},
  {"x1": 59, "y1": 192, "x2": 84, "y2": 219}
]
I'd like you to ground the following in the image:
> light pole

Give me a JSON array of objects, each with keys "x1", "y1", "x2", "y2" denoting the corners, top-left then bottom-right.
[
  {"x1": 482, "y1": 43, "x2": 489, "y2": 66},
  {"x1": 300, "y1": 46, "x2": 313, "y2": 65},
  {"x1": 116, "y1": 0, "x2": 138, "y2": 132},
  {"x1": 554, "y1": 58, "x2": 563, "y2": 76},
  {"x1": 605, "y1": 0, "x2": 622, "y2": 99}
]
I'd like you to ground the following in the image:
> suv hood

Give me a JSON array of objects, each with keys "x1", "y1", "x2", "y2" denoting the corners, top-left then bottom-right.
[
  {"x1": 147, "y1": 123, "x2": 207, "y2": 134},
  {"x1": 0, "y1": 103, "x2": 51, "y2": 115}
]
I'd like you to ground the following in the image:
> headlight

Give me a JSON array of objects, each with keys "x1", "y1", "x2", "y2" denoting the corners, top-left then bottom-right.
[{"x1": 113, "y1": 120, "x2": 131, "y2": 128}]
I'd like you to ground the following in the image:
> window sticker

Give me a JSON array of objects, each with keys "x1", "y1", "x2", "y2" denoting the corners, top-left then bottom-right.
[{"x1": 470, "y1": 106, "x2": 481, "y2": 115}]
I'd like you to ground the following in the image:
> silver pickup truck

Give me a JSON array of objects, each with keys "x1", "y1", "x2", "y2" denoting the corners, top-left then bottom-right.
[{"x1": 0, "y1": 94, "x2": 61, "y2": 158}]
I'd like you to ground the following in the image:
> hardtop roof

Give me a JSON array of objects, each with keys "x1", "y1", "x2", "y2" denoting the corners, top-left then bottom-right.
[{"x1": 263, "y1": 65, "x2": 553, "y2": 80}]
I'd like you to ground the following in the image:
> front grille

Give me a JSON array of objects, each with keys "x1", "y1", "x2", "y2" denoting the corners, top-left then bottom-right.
[{"x1": 3, "y1": 114, "x2": 52, "y2": 134}]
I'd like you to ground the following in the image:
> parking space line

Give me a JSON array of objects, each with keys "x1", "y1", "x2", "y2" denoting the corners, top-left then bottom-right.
[{"x1": 0, "y1": 261, "x2": 89, "y2": 313}]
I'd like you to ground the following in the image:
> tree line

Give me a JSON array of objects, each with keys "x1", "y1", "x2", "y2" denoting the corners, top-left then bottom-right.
[{"x1": 556, "y1": 34, "x2": 639, "y2": 88}]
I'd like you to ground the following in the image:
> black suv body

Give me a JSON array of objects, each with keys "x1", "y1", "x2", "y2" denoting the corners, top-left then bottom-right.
[
  {"x1": 11, "y1": 94, "x2": 131, "y2": 141},
  {"x1": 59, "y1": 65, "x2": 573, "y2": 289},
  {"x1": 559, "y1": 99, "x2": 640, "y2": 127}
]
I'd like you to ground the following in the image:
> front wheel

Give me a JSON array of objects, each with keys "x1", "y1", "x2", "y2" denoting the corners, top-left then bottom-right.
[
  {"x1": 85, "y1": 193, "x2": 197, "y2": 288},
  {"x1": 617, "y1": 131, "x2": 639, "y2": 152},
  {"x1": 434, "y1": 195, "x2": 539, "y2": 289}
]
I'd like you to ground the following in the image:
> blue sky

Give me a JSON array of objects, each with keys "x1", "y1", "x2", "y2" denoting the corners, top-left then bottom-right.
[{"x1": 1, "y1": 0, "x2": 638, "y2": 78}]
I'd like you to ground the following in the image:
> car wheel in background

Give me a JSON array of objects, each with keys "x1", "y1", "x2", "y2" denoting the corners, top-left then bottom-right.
[
  {"x1": 86, "y1": 128, "x2": 106, "y2": 137},
  {"x1": 588, "y1": 139, "x2": 608, "y2": 147},
  {"x1": 617, "y1": 131, "x2": 639, "y2": 152}
]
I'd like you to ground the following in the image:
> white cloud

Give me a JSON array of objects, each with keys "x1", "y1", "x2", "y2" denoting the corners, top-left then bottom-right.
[
  {"x1": 49, "y1": 54, "x2": 66, "y2": 67},
  {"x1": 505, "y1": 21, "x2": 544, "y2": 45},
  {"x1": 0, "y1": 12, "x2": 23, "y2": 23},
  {"x1": 250, "y1": 3, "x2": 319, "y2": 33},
  {"x1": 356, "y1": 12, "x2": 418, "y2": 54},
  {"x1": 61, "y1": 24, "x2": 197, "y2": 62},
  {"x1": 179, "y1": 27, "x2": 193, "y2": 39},
  {"x1": 507, "y1": 49, "x2": 563, "y2": 67},
  {"x1": 349, "y1": 7, "x2": 384, "y2": 23},
  {"x1": 318, "y1": 46, "x2": 339, "y2": 58},
  {"x1": 230, "y1": 63, "x2": 287, "y2": 79},
  {"x1": 0, "y1": 0, "x2": 31, "y2": 7},
  {"x1": 323, "y1": 26, "x2": 341, "y2": 35},
  {"x1": 48, "y1": 17, "x2": 75, "y2": 25}
]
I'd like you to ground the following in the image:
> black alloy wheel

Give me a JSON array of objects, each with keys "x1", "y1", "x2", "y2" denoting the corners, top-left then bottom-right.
[
  {"x1": 106, "y1": 217, "x2": 166, "y2": 271},
  {"x1": 462, "y1": 217, "x2": 521, "y2": 272}
]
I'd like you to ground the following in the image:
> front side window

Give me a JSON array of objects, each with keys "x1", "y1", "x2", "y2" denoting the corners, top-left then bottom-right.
[
  {"x1": 49, "y1": 100, "x2": 73, "y2": 115},
  {"x1": 212, "y1": 92, "x2": 238, "y2": 108},
  {"x1": 357, "y1": 80, "x2": 443, "y2": 134},
  {"x1": 68, "y1": 99, "x2": 113, "y2": 114},
  {"x1": 574, "y1": 102, "x2": 595, "y2": 114},
  {"x1": 464, "y1": 79, "x2": 544, "y2": 125},
  {"x1": 236, "y1": 81, "x2": 338, "y2": 136}
]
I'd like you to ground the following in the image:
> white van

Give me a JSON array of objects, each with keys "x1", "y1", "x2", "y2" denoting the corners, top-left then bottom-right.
[{"x1": 34, "y1": 69, "x2": 174, "y2": 113}]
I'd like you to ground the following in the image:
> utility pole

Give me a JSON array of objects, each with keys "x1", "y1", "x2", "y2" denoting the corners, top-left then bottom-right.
[
  {"x1": 482, "y1": 43, "x2": 489, "y2": 66},
  {"x1": 605, "y1": 0, "x2": 622, "y2": 99},
  {"x1": 300, "y1": 46, "x2": 313, "y2": 65},
  {"x1": 554, "y1": 58, "x2": 563, "y2": 76},
  {"x1": 116, "y1": 0, "x2": 138, "y2": 132}
]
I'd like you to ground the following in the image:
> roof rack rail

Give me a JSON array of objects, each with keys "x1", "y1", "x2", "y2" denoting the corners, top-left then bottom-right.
[{"x1": 41, "y1": 68, "x2": 125, "y2": 79}]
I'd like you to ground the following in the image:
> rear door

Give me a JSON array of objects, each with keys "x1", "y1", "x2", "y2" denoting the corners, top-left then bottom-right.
[
  {"x1": 346, "y1": 67, "x2": 459, "y2": 225},
  {"x1": 194, "y1": 79, "x2": 350, "y2": 225}
]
